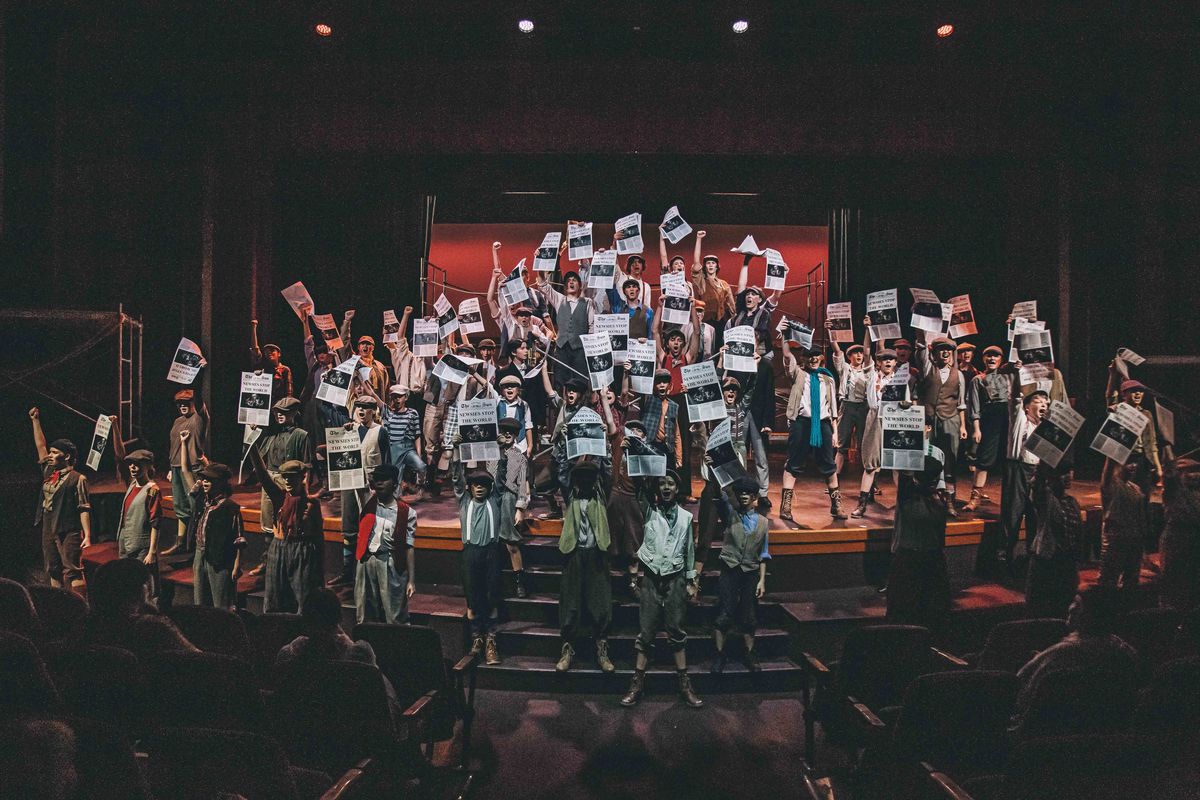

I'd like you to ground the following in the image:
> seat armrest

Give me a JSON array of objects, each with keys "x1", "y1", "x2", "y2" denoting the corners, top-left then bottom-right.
[
  {"x1": 402, "y1": 689, "x2": 439, "y2": 720},
  {"x1": 931, "y1": 647, "x2": 970, "y2": 669},
  {"x1": 453, "y1": 651, "x2": 481, "y2": 674},
  {"x1": 800, "y1": 651, "x2": 833, "y2": 684},
  {"x1": 320, "y1": 758, "x2": 375, "y2": 800},
  {"x1": 921, "y1": 762, "x2": 975, "y2": 800},
  {"x1": 846, "y1": 695, "x2": 886, "y2": 729}
]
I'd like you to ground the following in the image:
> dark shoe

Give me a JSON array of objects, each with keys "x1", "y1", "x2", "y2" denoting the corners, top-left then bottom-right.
[
  {"x1": 710, "y1": 653, "x2": 727, "y2": 674},
  {"x1": 779, "y1": 488, "x2": 795, "y2": 523},
  {"x1": 485, "y1": 633, "x2": 502, "y2": 666},
  {"x1": 621, "y1": 670, "x2": 646, "y2": 706},
  {"x1": 678, "y1": 671, "x2": 704, "y2": 708},
  {"x1": 515, "y1": 570, "x2": 528, "y2": 599},
  {"x1": 850, "y1": 491, "x2": 870, "y2": 518},
  {"x1": 596, "y1": 640, "x2": 615, "y2": 673},
  {"x1": 756, "y1": 496, "x2": 772, "y2": 515},
  {"x1": 555, "y1": 642, "x2": 574, "y2": 672},
  {"x1": 743, "y1": 651, "x2": 760, "y2": 674},
  {"x1": 629, "y1": 575, "x2": 641, "y2": 601},
  {"x1": 829, "y1": 488, "x2": 848, "y2": 520},
  {"x1": 469, "y1": 637, "x2": 485, "y2": 657},
  {"x1": 945, "y1": 501, "x2": 960, "y2": 519}
]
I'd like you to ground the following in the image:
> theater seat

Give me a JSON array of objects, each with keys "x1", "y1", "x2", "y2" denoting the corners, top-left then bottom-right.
[
  {"x1": 0, "y1": 578, "x2": 44, "y2": 642},
  {"x1": 147, "y1": 650, "x2": 266, "y2": 734},
  {"x1": 241, "y1": 611, "x2": 307, "y2": 683},
  {"x1": 66, "y1": 716, "x2": 154, "y2": 800},
  {"x1": 1133, "y1": 657, "x2": 1200, "y2": 737},
  {"x1": 971, "y1": 618, "x2": 1068, "y2": 674},
  {"x1": 42, "y1": 644, "x2": 146, "y2": 737},
  {"x1": 166, "y1": 604, "x2": 252, "y2": 661},
  {"x1": 1013, "y1": 667, "x2": 1139, "y2": 740},
  {"x1": 0, "y1": 631, "x2": 61, "y2": 719},
  {"x1": 1117, "y1": 607, "x2": 1183, "y2": 670},
  {"x1": 26, "y1": 584, "x2": 88, "y2": 642}
]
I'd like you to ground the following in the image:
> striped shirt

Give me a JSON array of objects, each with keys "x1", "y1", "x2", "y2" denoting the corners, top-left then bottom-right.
[{"x1": 382, "y1": 406, "x2": 421, "y2": 462}]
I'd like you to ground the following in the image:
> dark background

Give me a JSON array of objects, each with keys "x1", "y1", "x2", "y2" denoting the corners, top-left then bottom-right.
[{"x1": 1, "y1": 2, "x2": 1198, "y2": 486}]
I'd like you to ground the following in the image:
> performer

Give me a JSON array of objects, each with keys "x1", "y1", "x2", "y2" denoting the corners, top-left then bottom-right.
[
  {"x1": 715, "y1": 344, "x2": 772, "y2": 514},
  {"x1": 163, "y1": 389, "x2": 209, "y2": 555},
  {"x1": 828, "y1": 320, "x2": 872, "y2": 477},
  {"x1": 850, "y1": 341, "x2": 906, "y2": 518},
  {"x1": 491, "y1": 418, "x2": 530, "y2": 599},
  {"x1": 653, "y1": 296, "x2": 702, "y2": 499},
  {"x1": 911, "y1": 334, "x2": 968, "y2": 515},
  {"x1": 615, "y1": 254, "x2": 652, "y2": 308},
  {"x1": 178, "y1": 437, "x2": 244, "y2": 609},
  {"x1": 610, "y1": 420, "x2": 649, "y2": 597},
  {"x1": 339, "y1": 309, "x2": 390, "y2": 401},
  {"x1": 1098, "y1": 455, "x2": 1147, "y2": 592},
  {"x1": 256, "y1": 397, "x2": 313, "y2": 537},
  {"x1": 885, "y1": 456, "x2": 951, "y2": 630},
  {"x1": 555, "y1": 460, "x2": 615, "y2": 673},
  {"x1": 354, "y1": 463, "x2": 416, "y2": 625},
  {"x1": 381, "y1": 384, "x2": 425, "y2": 495},
  {"x1": 606, "y1": 277, "x2": 655, "y2": 341},
  {"x1": 956, "y1": 342, "x2": 979, "y2": 381},
  {"x1": 621, "y1": 471, "x2": 703, "y2": 708},
  {"x1": 778, "y1": 336, "x2": 847, "y2": 523},
  {"x1": 109, "y1": 417, "x2": 161, "y2": 566},
  {"x1": 29, "y1": 408, "x2": 91, "y2": 592},
  {"x1": 248, "y1": 447, "x2": 324, "y2": 614},
  {"x1": 1025, "y1": 466, "x2": 1083, "y2": 618},
  {"x1": 964, "y1": 346, "x2": 1012, "y2": 512},
  {"x1": 690, "y1": 231, "x2": 736, "y2": 343},
  {"x1": 712, "y1": 477, "x2": 770, "y2": 674},
  {"x1": 535, "y1": 266, "x2": 595, "y2": 389},
  {"x1": 496, "y1": 375, "x2": 534, "y2": 454},
  {"x1": 980, "y1": 388, "x2": 1049, "y2": 573},
  {"x1": 1105, "y1": 366, "x2": 1162, "y2": 502},
  {"x1": 454, "y1": 466, "x2": 504, "y2": 665},
  {"x1": 331, "y1": 396, "x2": 387, "y2": 589},
  {"x1": 297, "y1": 301, "x2": 349, "y2": 459},
  {"x1": 250, "y1": 319, "x2": 294, "y2": 401},
  {"x1": 489, "y1": 244, "x2": 551, "y2": 353}
]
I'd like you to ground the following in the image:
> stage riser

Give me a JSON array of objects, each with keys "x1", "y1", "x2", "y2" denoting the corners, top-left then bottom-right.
[
  {"x1": 502, "y1": 596, "x2": 791, "y2": 629},
  {"x1": 493, "y1": 627, "x2": 792, "y2": 660},
  {"x1": 474, "y1": 663, "x2": 802, "y2": 694}
]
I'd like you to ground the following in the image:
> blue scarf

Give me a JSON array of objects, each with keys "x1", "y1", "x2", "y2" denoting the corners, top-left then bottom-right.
[{"x1": 808, "y1": 368, "x2": 834, "y2": 446}]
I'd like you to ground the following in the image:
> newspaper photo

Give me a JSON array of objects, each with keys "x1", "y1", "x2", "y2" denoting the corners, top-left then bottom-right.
[
  {"x1": 660, "y1": 271, "x2": 689, "y2": 298},
  {"x1": 167, "y1": 337, "x2": 206, "y2": 384},
  {"x1": 501, "y1": 261, "x2": 529, "y2": 306},
  {"x1": 312, "y1": 313, "x2": 344, "y2": 352},
  {"x1": 280, "y1": 281, "x2": 315, "y2": 320},
  {"x1": 1016, "y1": 329, "x2": 1054, "y2": 365},
  {"x1": 581, "y1": 333, "x2": 615, "y2": 390},
  {"x1": 1011, "y1": 300, "x2": 1038, "y2": 321},
  {"x1": 434, "y1": 294, "x2": 460, "y2": 338},
  {"x1": 910, "y1": 289, "x2": 944, "y2": 334},
  {"x1": 432, "y1": 353, "x2": 482, "y2": 386},
  {"x1": 412, "y1": 319, "x2": 440, "y2": 358},
  {"x1": 626, "y1": 340, "x2": 657, "y2": 395},
  {"x1": 779, "y1": 317, "x2": 814, "y2": 350},
  {"x1": 731, "y1": 234, "x2": 765, "y2": 256},
  {"x1": 457, "y1": 398, "x2": 500, "y2": 463},
  {"x1": 1089, "y1": 402, "x2": 1150, "y2": 464},
  {"x1": 534, "y1": 231, "x2": 563, "y2": 272},
  {"x1": 237, "y1": 371, "x2": 273, "y2": 426},
  {"x1": 588, "y1": 250, "x2": 617, "y2": 290},
  {"x1": 595, "y1": 313, "x2": 629, "y2": 362},
  {"x1": 723, "y1": 326, "x2": 758, "y2": 373},
  {"x1": 866, "y1": 289, "x2": 901, "y2": 341},
  {"x1": 614, "y1": 212, "x2": 644, "y2": 255},
  {"x1": 826, "y1": 302, "x2": 854, "y2": 343},
  {"x1": 625, "y1": 433, "x2": 667, "y2": 477},
  {"x1": 85, "y1": 414, "x2": 112, "y2": 472},
  {"x1": 568, "y1": 221, "x2": 594, "y2": 261},
  {"x1": 662, "y1": 295, "x2": 692, "y2": 326},
  {"x1": 881, "y1": 365, "x2": 911, "y2": 402},
  {"x1": 315, "y1": 355, "x2": 360, "y2": 407},
  {"x1": 661, "y1": 206, "x2": 692, "y2": 245},
  {"x1": 382, "y1": 309, "x2": 401, "y2": 343},
  {"x1": 947, "y1": 294, "x2": 977, "y2": 338},
  {"x1": 881, "y1": 402, "x2": 926, "y2": 471},
  {"x1": 565, "y1": 407, "x2": 607, "y2": 459},
  {"x1": 1024, "y1": 400, "x2": 1085, "y2": 469},
  {"x1": 705, "y1": 418, "x2": 747, "y2": 488},
  {"x1": 457, "y1": 297, "x2": 485, "y2": 335},
  {"x1": 764, "y1": 248, "x2": 789, "y2": 292},
  {"x1": 682, "y1": 361, "x2": 724, "y2": 423},
  {"x1": 326, "y1": 427, "x2": 366, "y2": 492}
]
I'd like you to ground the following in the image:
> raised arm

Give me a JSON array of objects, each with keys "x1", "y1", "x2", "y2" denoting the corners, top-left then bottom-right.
[
  {"x1": 340, "y1": 310, "x2": 355, "y2": 353},
  {"x1": 658, "y1": 229, "x2": 670, "y2": 270},
  {"x1": 653, "y1": 298, "x2": 666, "y2": 361},
  {"x1": 685, "y1": 303, "x2": 701, "y2": 362},
  {"x1": 29, "y1": 407, "x2": 49, "y2": 462},
  {"x1": 178, "y1": 429, "x2": 197, "y2": 493},
  {"x1": 598, "y1": 384, "x2": 618, "y2": 437},
  {"x1": 487, "y1": 251, "x2": 503, "y2": 318},
  {"x1": 110, "y1": 415, "x2": 127, "y2": 486},
  {"x1": 248, "y1": 432, "x2": 286, "y2": 508},
  {"x1": 692, "y1": 229, "x2": 706, "y2": 273},
  {"x1": 250, "y1": 319, "x2": 263, "y2": 366}
]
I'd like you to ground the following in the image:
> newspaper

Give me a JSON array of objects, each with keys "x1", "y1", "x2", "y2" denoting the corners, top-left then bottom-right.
[
  {"x1": 723, "y1": 326, "x2": 758, "y2": 373},
  {"x1": 501, "y1": 261, "x2": 529, "y2": 306},
  {"x1": 1116, "y1": 347, "x2": 1145, "y2": 367},
  {"x1": 826, "y1": 302, "x2": 854, "y2": 343},
  {"x1": 434, "y1": 294, "x2": 460, "y2": 338},
  {"x1": 412, "y1": 319, "x2": 440, "y2": 358},
  {"x1": 382, "y1": 309, "x2": 401, "y2": 343},
  {"x1": 595, "y1": 313, "x2": 629, "y2": 362},
  {"x1": 85, "y1": 414, "x2": 112, "y2": 472},
  {"x1": 947, "y1": 294, "x2": 977, "y2": 338},
  {"x1": 627, "y1": 340, "x2": 657, "y2": 395},
  {"x1": 881, "y1": 402, "x2": 926, "y2": 471},
  {"x1": 614, "y1": 212, "x2": 644, "y2": 255},
  {"x1": 682, "y1": 361, "x2": 724, "y2": 423},
  {"x1": 581, "y1": 333, "x2": 615, "y2": 390},
  {"x1": 588, "y1": 250, "x2": 617, "y2": 290},
  {"x1": 661, "y1": 206, "x2": 692, "y2": 245},
  {"x1": 881, "y1": 366, "x2": 911, "y2": 402},
  {"x1": 565, "y1": 407, "x2": 607, "y2": 459},
  {"x1": 1008, "y1": 317, "x2": 1046, "y2": 360},
  {"x1": 1016, "y1": 329, "x2": 1054, "y2": 366},
  {"x1": 939, "y1": 303, "x2": 954, "y2": 335},
  {"x1": 534, "y1": 231, "x2": 562, "y2": 272},
  {"x1": 1089, "y1": 402, "x2": 1150, "y2": 464},
  {"x1": 662, "y1": 295, "x2": 692, "y2": 326},
  {"x1": 1024, "y1": 400, "x2": 1085, "y2": 469},
  {"x1": 731, "y1": 234, "x2": 765, "y2": 256},
  {"x1": 326, "y1": 427, "x2": 366, "y2": 491},
  {"x1": 315, "y1": 356, "x2": 359, "y2": 407},
  {"x1": 312, "y1": 314, "x2": 344, "y2": 351},
  {"x1": 1019, "y1": 363, "x2": 1054, "y2": 387},
  {"x1": 910, "y1": 289, "x2": 944, "y2": 334},
  {"x1": 625, "y1": 433, "x2": 667, "y2": 477},
  {"x1": 238, "y1": 424, "x2": 263, "y2": 484},
  {"x1": 660, "y1": 271, "x2": 689, "y2": 298},
  {"x1": 764, "y1": 248, "x2": 788, "y2": 292},
  {"x1": 280, "y1": 281, "x2": 315, "y2": 320},
  {"x1": 237, "y1": 371, "x2": 273, "y2": 426},
  {"x1": 568, "y1": 221, "x2": 594, "y2": 261},
  {"x1": 1011, "y1": 300, "x2": 1038, "y2": 321},
  {"x1": 866, "y1": 289, "x2": 901, "y2": 341},
  {"x1": 431, "y1": 353, "x2": 482, "y2": 386},
  {"x1": 457, "y1": 298, "x2": 485, "y2": 335},
  {"x1": 457, "y1": 398, "x2": 500, "y2": 463},
  {"x1": 167, "y1": 337, "x2": 206, "y2": 384},
  {"x1": 780, "y1": 317, "x2": 814, "y2": 350},
  {"x1": 705, "y1": 418, "x2": 747, "y2": 488}
]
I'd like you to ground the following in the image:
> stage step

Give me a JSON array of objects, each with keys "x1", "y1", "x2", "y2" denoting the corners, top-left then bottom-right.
[
  {"x1": 505, "y1": 565, "x2": 722, "y2": 597},
  {"x1": 512, "y1": 536, "x2": 731, "y2": 569},
  {"x1": 491, "y1": 621, "x2": 792, "y2": 661},
  {"x1": 502, "y1": 593, "x2": 791, "y2": 628},
  {"x1": 474, "y1": 654, "x2": 803, "y2": 694}
]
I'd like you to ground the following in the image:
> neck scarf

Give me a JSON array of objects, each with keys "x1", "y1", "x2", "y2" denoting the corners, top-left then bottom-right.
[{"x1": 809, "y1": 367, "x2": 834, "y2": 446}]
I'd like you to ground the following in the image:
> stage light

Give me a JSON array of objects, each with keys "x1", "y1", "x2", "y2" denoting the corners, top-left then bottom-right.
[
  {"x1": 315, "y1": 23, "x2": 332, "y2": 37},
  {"x1": 732, "y1": 19, "x2": 749, "y2": 34},
  {"x1": 936, "y1": 23, "x2": 954, "y2": 38},
  {"x1": 518, "y1": 19, "x2": 535, "y2": 34}
]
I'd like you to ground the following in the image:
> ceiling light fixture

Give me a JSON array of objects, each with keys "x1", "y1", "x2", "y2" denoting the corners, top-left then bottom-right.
[
  {"x1": 518, "y1": 19, "x2": 535, "y2": 34},
  {"x1": 936, "y1": 23, "x2": 954, "y2": 38},
  {"x1": 732, "y1": 20, "x2": 749, "y2": 34},
  {"x1": 315, "y1": 23, "x2": 332, "y2": 37}
]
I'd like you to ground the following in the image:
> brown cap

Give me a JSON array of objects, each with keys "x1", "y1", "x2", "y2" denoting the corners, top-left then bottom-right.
[
  {"x1": 956, "y1": 342, "x2": 976, "y2": 352},
  {"x1": 983, "y1": 345, "x2": 1004, "y2": 357},
  {"x1": 477, "y1": 339, "x2": 497, "y2": 350},
  {"x1": 499, "y1": 375, "x2": 522, "y2": 389},
  {"x1": 197, "y1": 462, "x2": 232, "y2": 481},
  {"x1": 123, "y1": 449, "x2": 154, "y2": 464},
  {"x1": 272, "y1": 397, "x2": 302, "y2": 413},
  {"x1": 357, "y1": 335, "x2": 375, "y2": 346},
  {"x1": 173, "y1": 389, "x2": 195, "y2": 402},
  {"x1": 929, "y1": 336, "x2": 956, "y2": 352},
  {"x1": 278, "y1": 460, "x2": 308, "y2": 476},
  {"x1": 497, "y1": 417, "x2": 523, "y2": 434}
]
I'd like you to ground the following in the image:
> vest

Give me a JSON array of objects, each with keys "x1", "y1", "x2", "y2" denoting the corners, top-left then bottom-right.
[
  {"x1": 360, "y1": 425, "x2": 384, "y2": 474},
  {"x1": 355, "y1": 495, "x2": 412, "y2": 562},
  {"x1": 629, "y1": 306, "x2": 649, "y2": 339},
  {"x1": 117, "y1": 482, "x2": 155, "y2": 556},
  {"x1": 719, "y1": 513, "x2": 770, "y2": 572},
  {"x1": 556, "y1": 297, "x2": 590, "y2": 351},
  {"x1": 191, "y1": 496, "x2": 244, "y2": 569},
  {"x1": 36, "y1": 468, "x2": 85, "y2": 537},
  {"x1": 559, "y1": 496, "x2": 612, "y2": 554},
  {"x1": 921, "y1": 364, "x2": 961, "y2": 420}
]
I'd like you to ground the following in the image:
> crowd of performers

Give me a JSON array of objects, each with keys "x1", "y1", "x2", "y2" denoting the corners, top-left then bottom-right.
[{"x1": 29, "y1": 229, "x2": 1200, "y2": 708}]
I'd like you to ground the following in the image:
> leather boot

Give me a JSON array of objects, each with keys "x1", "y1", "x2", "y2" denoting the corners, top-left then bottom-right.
[
  {"x1": 469, "y1": 636, "x2": 484, "y2": 657},
  {"x1": 828, "y1": 488, "x2": 848, "y2": 520},
  {"x1": 945, "y1": 489, "x2": 960, "y2": 518},
  {"x1": 485, "y1": 633, "x2": 501, "y2": 666},
  {"x1": 743, "y1": 649, "x2": 760, "y2": 673},
  {"x1": 850, "y1": 491, "x2": 870, "y2": 518},
  {"x1": 621, "y1": 670, "x2": 646, "y2": 706},
  {"x1": 963, "y1": 487, "x2": 982, "y2": 512},
  {"x1": 555, "y1": 642, "x2": 574, "y2": 672},
  {"x1": 515, "y1": 569, "x2": 528, "y2": 599},
  {"x1": 779, "y1": 488, "x2": 795, "y2": 522},
  {"x1": 595, "y1": 640, "x2": 615, "y2": 673},
  {"x1": 678, "y1": 671, "x2": 704, "y2": 708}
]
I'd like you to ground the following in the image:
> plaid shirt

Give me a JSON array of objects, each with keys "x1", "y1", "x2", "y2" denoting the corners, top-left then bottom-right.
[{"x1": 640, "y1": 395, "x2": 679, "y2": 449}]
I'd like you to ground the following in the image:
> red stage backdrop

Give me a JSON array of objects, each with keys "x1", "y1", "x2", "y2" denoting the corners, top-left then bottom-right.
[{"x1": 427, "y1": 222, "x2": 829, "y2": 338}]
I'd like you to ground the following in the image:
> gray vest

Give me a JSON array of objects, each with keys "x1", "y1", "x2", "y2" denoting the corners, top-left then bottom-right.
[
  {"x1": 556, "y1": 297, "x2": 590, "y2": 350},
  {"x1": 719, "y1": 513, "x2": 769, "y2": 572},
  {"x1": 117, "y1": 482, "x2": 154, "y2": 557}
]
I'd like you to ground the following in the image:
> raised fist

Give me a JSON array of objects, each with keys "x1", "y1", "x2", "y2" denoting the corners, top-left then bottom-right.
[
  {"x1": 403, "y1": 305, "x2": 414, "y2": 315},
  {"x1": 28, "y1": 407, "x2": 39, "y2": 420},
  {"x1": 696, "y1": 230, "x2": 707, "y2": 239},
  {"x1": 492, "y1": 241, "x2": 502, "y2": 251}
]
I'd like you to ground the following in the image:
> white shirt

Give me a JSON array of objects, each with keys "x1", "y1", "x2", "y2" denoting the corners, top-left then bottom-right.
[
  {"x1": 368, "y1": 499, "x2": 398, "y2": 553},
  {"x1": 1009, "y1": 410, "x2": 1041, "y2": 465},
  {"x1": 791, "y1": 367, "x2": 838, "y2": 420}
]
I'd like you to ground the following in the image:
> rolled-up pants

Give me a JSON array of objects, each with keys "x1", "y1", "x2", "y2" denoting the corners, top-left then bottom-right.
[
  {"x1": 193, "y1": 548, "x2": 235, "y2": 608},
  {"x1": 42, "y1": 526, "x2": 83, "y2": 587},
  {"x1": 559, "y1": 546, "x2": 612, "y2": 643},
  {"x1": 265, "y1": 538, "x2": 322, "y2": 613},
  {"x1": 635, "y1": 567, "x2": 688, "y2": 655},
  {"x1": 355, "y1": 552, "x2": 410, "y2": 624}
]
